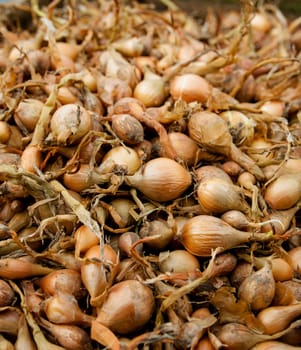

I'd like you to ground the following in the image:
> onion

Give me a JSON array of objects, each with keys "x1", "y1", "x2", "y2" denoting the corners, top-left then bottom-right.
[
  {"x1": 101, "y1": 146, "x2": 141, "y2": 176},
  {"x1": 0, "y1": 257, "x2": 53, "y2": 279},
  {"x1": 238, "y1": 259, "x2": 275, "y2": 311},
  {"x1": 250, "y1": 340, "x2": 301, "y2": 350},
  {"x1": 188, "y1": 111, "x2": 264, "y2": 180},
  {"x1": 195, "y1": 336, "x2": 215, "y2": 350},
  {"x1": 14, "y1": 98, "x2": 44, "y2": 133},
  {"x1": 219, "y1": 110, "x2": 256, "y2": 146},
  {"x1": 0, "y1": 280, "x2": 15, "y2": 307},
  {"x1": 117, "y1": 231, "x2": 142, "y2": 257},
  {"x1": 62, "y1": 164, "x2": 112, "y2": 192},
  {"x1": 139, "y1": 219, "x2": 174, "y2": 250},
  {"x1": 109, "y1": 198, "x2": 136, "y2": 228},
  {"x1": 158, "y1": 249, "x2": 200, "y2": 274},
  {"x1": 181, "y1": 215, "x2": 271, "y2": 257},
  {"x1": 74, "y1": 225, "x2": 99, "y2": 257},
  {"x1": 0, "y1": 308, "x2": 21, "y2": 335},
  {"x1": 38, "y1": 317, "x2": 92, "y2": 350},
  {"x1": 37, "y1": 269, "x2": 83, "y2": 299},
  {"x1": 15, "y1": 314, "x2": 36, "y2": 350},
  {"x1": 96, "y1": 279, "x2": 155, "y2": 334},
  {"x1": 133, "y1": 70, "x2": 168, "y2": 107},
  {"x1": 214, "y1": 322, "x2": 290, "y2": 350},
  {"x1": 165, "y1": 132, "x2": 202, "y2": 166},
  {"x1": 126, "y1": 157, "x2": 192, "y2": 202},
  {"x1": 264, "y1": 174, "x2": 301, "y2": 210},
  {"x1": 170, "y1": 73, "x2": 212, "y2": 103},
  {"x1": 196, "y1": 178, "x2": 250, "y2": 214},
  {"x1": 0, "y1": 121, "x2": 11, "y2": 144},
  {"x1": 81, "y1": 244, "x2": 119, "y2": 305},
  {"x1": 194, "y1": 165, "x2": 233, "y2": 183},
  {"x1": 49, "y1": 104, "x2": 92, "y2": 145},
  {"x1": 230, "y1": 260, "x2": 253, "y2": 288},
  {"x1": 287, "y1": 246, "x2": 301, "y2": 275},
  {"x1": 111, "y1": 113, "x2": 144, "y2": 145},
  {"x1": 257, "y1": 303, "x2": 301, "y2": 335},
  {"x1": 20, "y1": 145, "x2": 42, "y2": 174},
  {"x1": 43, "y1": 290, "x2": 93, "y2": 326}
]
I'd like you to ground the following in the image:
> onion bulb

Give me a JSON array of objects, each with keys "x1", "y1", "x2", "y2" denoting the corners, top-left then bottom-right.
[
  {"x1": 250, "y1": 341, "x2": 301, "y2": 350},
  {"x1": 96, "y1": 279, "x2": 155, "y2": 334},
  {"x1": 196, "y1": 179, "x2": 250, "y2": 214},
  {"x1": 238, "y1": 259, "x2": 275, "y2": 311},
  {"x1": 101, "y1": 146, "x2": 141, "y2": 176},
  {"x1": 188, "y1": 111, "x2": 264, "y2": 180},
  {"x1": 264, "y1": 174, "x2": 301, "y2": 210},
  {"x1": 133, "y1": 70, "x2": 168, "y2": 107},
  {"x1": 257, "y1": 303, "x2": 301, "y2": 335},
  {"x1": 181, "y1": 215, "x2": 271, "y2": 257},
  {"x1": 50, "y1": 104, "x2": 92, "y2": 145},
  {"x1": 170, "y1": 73, "x2": 212, "y2": 103},
  {"x1": 126, "y1": 157, "x2": 192, "y2": 202}
]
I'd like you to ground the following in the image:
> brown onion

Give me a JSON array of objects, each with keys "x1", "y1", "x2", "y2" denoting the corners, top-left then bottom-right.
[
  {"x1": 101, "y1": 146, "x2": 141, "y2": 176},
  {"x1": 133, "y1": 70, "x2": 168, "y2": 107},
  {"x1": 188, "y1": 111, "x2": 264, "y2": 180},
  {"x1": 158, "y1": 249, "x2": 200, "y2": 274},
  {"x1": 287, "y1": 246, "x2": 301, "y2": 275},
  {"x1": 196, "y1": 178, "x2": 250, "y2": 214},
  {"x1": 166, "y1": 132, "x2": 202, "y2": 166},
  {"x1": 74, "y1": 225, "x2": 99, "y2": 257},
  {"x1": 111, "y1": 113, "x2": 144, "y2": 145},
  {"x1": 37, "y1": 269, "x2": 83, "y2": 299},
  {"x1": 250, "y1": 341, "x2": 301, "y2": 350},
  {"x1": 257, "y1": 303, "x2": 301, "y2": 335},
  {"x1": 264, "y1": 174, "x2": 301, "y2": 210},
  {"x1": 14, "y1": 99, "x2": 44, "y2": 133},
  {"x1": 139, "y1": 218, "x2": 174, "y2": 250},
  {"x1": 38, "y1": 317, "x2": 92, "y2": 350},
  {"x1": 96, "y1": 279, "x2": 155, "y2": 334},
  {"x1": 49, "y1": 104, "x2": 92, "y2": 145},
  {"x1": 238, "y1": 259, "x2": 275, "y2": 311},
  {"x1": 126, "y1": 157, "x2": 192, "y2": 202},
  {"x1": 170, "y1": 73, "x2": 212, "y2": 103},
  {"x1": 181, "y1": 215, "x2": 271, "y2": 257},
  {"x1": 0, "y1": 280, "x2": 15, "y2": 307},
  {"x1": 43, "y1": 291, "x2": 93, "y2": 326},
  {"x1": 81, "y1": 244, "x2": 119, "y2": 305}
]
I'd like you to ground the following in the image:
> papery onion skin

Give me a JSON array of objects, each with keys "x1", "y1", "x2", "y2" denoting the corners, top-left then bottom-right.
[
  {"x1": 96, "y1": 279, "x2": 155, "y2": 334},
  {"x1": 126, "y1": 157, "x2": 192, "y2": 202}
]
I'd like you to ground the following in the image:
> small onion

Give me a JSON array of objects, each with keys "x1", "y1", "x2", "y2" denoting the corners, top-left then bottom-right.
[
  {"x1": 238, "y1": 259, "x2": 275, "y2": 311},
  {"x1": 126, "y1": 157, "x2": 192, "y2": 202},
  {"x1": 264, "y1": 174, "x2": 301, "y2": 210},
  {"x1": 101, "y1": 146, "x2": 141, "y2": 176},
  {"x1": 37, "y1": 269, "x2": 83, "y2": 299},
  {"x1": 166, "y1": 132, "x2": 202, "y2": 166},
  {"x1": 14, "y1": 98, "x2": 44, "y2": 132},
  {"x1": 170, "y1": 73, "x2": 212, "y2": 103},
  {"x1": 96, "y1": 279, "x2": 155, "y2": 334},
  {"x1": 158, "y1": 249, "x2": 200, "y2": 273},
  {"x1": 133, "y1": 70, "x2": 168, "y2": 107},
  {"x1": 181, "y1": 215, "x2": 270, "y2": 257},
  {"x1": 50, "y1": 104, "x2": 92, "y2": 145},
  {"x1": 196, "y1": 178, "x2": 250, "y2": 214},
  {"x1": 257, "y1": 303, "x2": 301, "y2": 335},
  {"x1": 111, "y1": 113, "x2": 144, "y2": 145}
]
